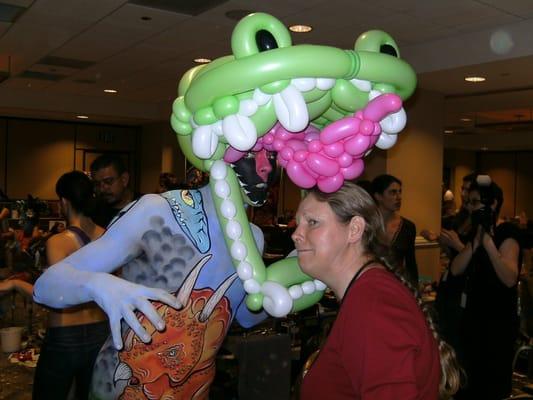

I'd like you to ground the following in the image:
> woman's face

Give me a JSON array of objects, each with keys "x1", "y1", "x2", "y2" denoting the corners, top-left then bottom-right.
[
  {"x1": 292, "y1": 195, "x2": 352, "y2": 280},
  {"x1": 375, "y1": 182, "x2": 402, "y2": 213},
  {"x1": 466, "y1": 190, "x2": 483, "y2": 213}
]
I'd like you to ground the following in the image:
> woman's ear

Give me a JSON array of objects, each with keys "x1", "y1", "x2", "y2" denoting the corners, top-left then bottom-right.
[{"x1": 348, "y1": 216, "x2": 365, "y2": 243}]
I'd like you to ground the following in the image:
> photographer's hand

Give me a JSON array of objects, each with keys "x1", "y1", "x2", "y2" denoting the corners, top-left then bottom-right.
[
  {"x1": 482, "y1": 230, "x2": 520, "y2": 287},
  {"x1": 472, "y1": 225, "x2": 483, "y2": 252}
]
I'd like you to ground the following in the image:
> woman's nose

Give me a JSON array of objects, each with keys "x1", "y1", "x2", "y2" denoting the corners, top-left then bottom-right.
[{"x1": 291, "y1": 227, "x2": 302, "y2": 243}]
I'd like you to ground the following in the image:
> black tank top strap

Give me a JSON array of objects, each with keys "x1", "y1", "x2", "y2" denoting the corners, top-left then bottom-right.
[
  {"x1": 67, "y1": 226, "x2": 91, "y2": 246},
  {"x1": 342, "y1": 258, "x2": 381, "y2": 302}
]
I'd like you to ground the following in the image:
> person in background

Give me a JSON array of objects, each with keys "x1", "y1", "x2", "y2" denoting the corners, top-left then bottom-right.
[
  {"x1": 32, "y1": 171, "x2": 108, "y2": 400},
  {"x1": 90, "y1": 154, "x2": 135, "y2": 227},
  {"x1": 420, "y1": 172, "x2": 477, "y2": 363},
  {"x1": 451, "y1": 175, "x2": 521, "y2": 399},
  {"x1": 293, "y1": 182, "x2": 460, "y2": 399},
  {"x1": 371, "y1": 174, "x2": 418, "y2": 286}
]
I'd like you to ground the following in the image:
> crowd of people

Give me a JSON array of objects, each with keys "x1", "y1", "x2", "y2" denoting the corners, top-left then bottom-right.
[{"x1": 0, "y1": 162, "x2": 529, "y2": 399}]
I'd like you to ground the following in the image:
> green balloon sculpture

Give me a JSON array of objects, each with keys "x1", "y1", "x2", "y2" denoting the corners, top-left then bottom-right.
[{"x1": 171, "y1": 12, "x2": 416, "y2": 316}]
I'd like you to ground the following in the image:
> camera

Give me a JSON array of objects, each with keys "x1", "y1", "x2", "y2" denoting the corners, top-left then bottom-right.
[{"x1": 471, "y1": 206, "x2": 493, "y2": 232}]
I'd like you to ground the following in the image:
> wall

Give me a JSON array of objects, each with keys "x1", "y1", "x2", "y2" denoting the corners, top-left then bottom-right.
[
  {"x1": 388, "y1": 89, "x2": 445, "y2": 282},
  {"x1": 139, "y1": 122, "x2": 185, "y2": 194}
]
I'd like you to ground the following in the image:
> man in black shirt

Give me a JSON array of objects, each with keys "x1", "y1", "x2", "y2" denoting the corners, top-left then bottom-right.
[{"x1": 90, "y1": 154, "x2": 135, "y2": 227}]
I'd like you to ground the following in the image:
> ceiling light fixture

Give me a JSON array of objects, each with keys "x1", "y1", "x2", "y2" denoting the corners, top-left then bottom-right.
[
  {"x1": 104, "y1": 89, "x2": 117, "y2": 93},
  {"x1": 444, "y1": 130, "x2": 454, "y2": 134},
  {"x1": 289, "y1": 24, "x2": 312, "y2": 33},
  {"x1": 460, "y1": 118, "x2": 472, "y2": 122},
  {"x1": 76, "y1": 115, "x2": 89, "y2": 119},
  {"x1": 465, "y1": 76, "x2": 486, "y2": 82},
  {"x1": 194, "y1": 58, "x2": 211, "y2": 64}
]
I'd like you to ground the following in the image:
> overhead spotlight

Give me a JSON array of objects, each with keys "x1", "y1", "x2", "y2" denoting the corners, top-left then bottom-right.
[
  {"x1": 104, "y1": 89, "x2": 117, "y2": 93},
  {"x1": 465, "y1": 76, "x2": 486, "y2": 82},
  {"x1": 460, "y1": 118, "x2": 472, "y2": 122},
  {"x1": 289, "y1": 24, "x2": 312, "y2": 33},
  {"x1": 76, "y1": 115, "x2": 89, "y2": 119},
  {"x1": 444, "y1": 130, "x2": 454, "y2": 134}
]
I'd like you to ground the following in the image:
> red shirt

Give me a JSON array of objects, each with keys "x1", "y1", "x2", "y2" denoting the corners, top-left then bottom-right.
[{"x1": 301, "y1": 268, "x2": 440, "y2": 400}]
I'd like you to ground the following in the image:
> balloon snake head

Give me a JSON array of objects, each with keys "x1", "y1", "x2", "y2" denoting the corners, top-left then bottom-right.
[{"x1": 170, "y1": 12, "x2": 417, "y2": 317}]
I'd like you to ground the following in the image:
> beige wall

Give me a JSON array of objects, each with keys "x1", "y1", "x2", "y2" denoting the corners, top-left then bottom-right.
[
  {"x1": 6, "y1": 119, "x2": 75, "y2": 199},
  {"x1": 388, "y1": 89, "x2": 445, "y2": 281},
  {"x1": 139, "y1": 122, "x2": 185, "y2": 194}
]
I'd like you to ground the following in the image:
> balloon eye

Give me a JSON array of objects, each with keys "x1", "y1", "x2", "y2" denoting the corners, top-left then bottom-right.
[
  {"x1": 380, "y1": 44, "x2": 398, "y2": 57},
  {"x1": 256, "y1": 29, "x2": 278, "y2": 52}
]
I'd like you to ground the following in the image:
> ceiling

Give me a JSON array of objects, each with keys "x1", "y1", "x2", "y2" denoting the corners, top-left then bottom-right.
[{"x1": 2, "y1": 0, "x2": 533, "y2": 150}]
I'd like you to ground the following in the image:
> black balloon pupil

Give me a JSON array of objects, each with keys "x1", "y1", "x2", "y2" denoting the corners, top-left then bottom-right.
[
  {"x1": 256, "y1": 30, "x2": 278, "y2": 52},
  {"x1": 380, "y1": 44, "x2": 398, "y2": 57}
]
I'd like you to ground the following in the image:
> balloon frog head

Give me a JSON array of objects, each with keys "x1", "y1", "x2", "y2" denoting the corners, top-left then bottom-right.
[{"x1": 170, "y1": 12, "x2": 416, "y2": 315}]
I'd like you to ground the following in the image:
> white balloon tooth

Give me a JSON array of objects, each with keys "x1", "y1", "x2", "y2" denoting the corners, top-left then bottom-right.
[
  {"x1": 210, "y1": 160, "x2": 227, "y2": 180},
  {"x1": 214, "y1": 180, "x2": 230, "y2": 198},
  {"x1": 350, "y1": 78, "x2": 372, "y2": 92},
  {"x1": 380, "y1": 107, "x2": 407, "y2": 134},
  {"x1": 376, "y1": 132, "x2": 398, "y2": 150},
  {"x1": 253, "y1": 88, "x2": 271, "y2": 106},
  {"x1": 369, "y1": 89, "x2": 381, "y2": 101},
  {"x1": 239, "y1": 99, "x2": 258, "y2": 117},
  {"x1": 314, "y1": 279, "x2": 327, "y2": 291},
  {"x1": 192, "y1": 124, "x2": 218, "y2": 159},
  {"x1": 244, "y1": 279, "x2": 261, "y2": 294},
  {"x1": 237, "y1": 261, "x2": 253, "y2": 280},
  {"x1": 291, "y1": 77, "x2": 316, "y2": 92},
  {"x1": 289, "y1": 285, "x2": 304, "y2": 299},
  {"x1": 302, "y1": 281, "x2": 315, "y2": 294},
  {"x1": 273, "y1": 85, "x2": 309, "y2": 132},
  {"x1": 222, "y1": 114, "x2": 257, "y2": 152},
  {"x1": 212, "y1": 120, "x2": 224, "y2": 137},
  {"x1": 316, "y1": 78, "x2": 335, "y2": 90}
]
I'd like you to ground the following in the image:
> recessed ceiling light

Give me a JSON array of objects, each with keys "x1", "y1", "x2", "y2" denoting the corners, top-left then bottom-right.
[
  {"x1": 444, "y1": 130, "x2": 454, "y2": 134},
  {"x1": 480, "y1": 146, "x2": 489, "y2": 151},
  {"x1": 289, "y1": 24, "x2": 312, "y2": 33},
  {"x1": 194, "y1": 58, "x2": 212, "y2": 64},
  {"x1": 460, "y1": 118, "x2": 472, "y2": 122},
  {"x1": 76, "y1": 115, "x2": 89, "y2": 119},
  {"x1": 465, "y1": 76, "x2": 486, "y2": 82},
  {"x1": 104, "y1": 89, "x2": 117, "y2": 93}
]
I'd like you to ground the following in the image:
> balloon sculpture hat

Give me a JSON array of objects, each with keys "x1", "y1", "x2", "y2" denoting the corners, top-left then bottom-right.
[{"x1": 171, "y1": 12, "x2": 416, "y2": 317}]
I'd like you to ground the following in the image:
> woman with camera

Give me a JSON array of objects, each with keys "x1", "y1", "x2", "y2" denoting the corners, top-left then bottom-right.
[{"x1": 451, "y1": 175, "x2": 522, "y2": 399}]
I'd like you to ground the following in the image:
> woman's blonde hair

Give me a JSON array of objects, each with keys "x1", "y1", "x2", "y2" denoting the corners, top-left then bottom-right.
[{"x1": 308, "y1": 181, "x2": 461, "y2": 399}]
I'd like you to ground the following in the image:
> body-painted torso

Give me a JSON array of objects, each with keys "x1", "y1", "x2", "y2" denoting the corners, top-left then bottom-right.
[{"x1": 90, "y1": 187, "x2": 264, "y2": 400}]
